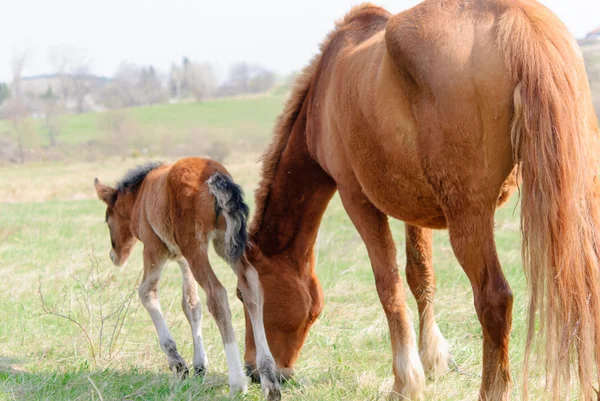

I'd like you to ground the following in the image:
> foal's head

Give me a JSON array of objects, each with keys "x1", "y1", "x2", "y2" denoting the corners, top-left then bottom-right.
[
  {"x1": 94, "y1": 178, "x2": 137, "y2": 266},
  {"x1": 93, "y1": 162, "x2": 162, "y2": 266}
]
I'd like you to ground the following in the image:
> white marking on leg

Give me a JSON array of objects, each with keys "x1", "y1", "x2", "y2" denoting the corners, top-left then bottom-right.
[
  {"x1": 234, "y1": 263, "x2": 280, "y2": 398},
  {"x1": 419, "y1": 312, "x2": 449, "y2": 378},
  {"x1": 202, "y1": 269, "x2": 247, "y2": 394},
  {"x1": 392, "y1": 315, "x2": 426, "y2": 400},
  {"x1": 224, "y1": 342, "x2": 248, "y2": 395},
  {"x1": 178, "y1": 259, "x2": 208, "y2": 372},
  {"x1": 139, "y1": 263, "x2": 186, "y2": 374}
]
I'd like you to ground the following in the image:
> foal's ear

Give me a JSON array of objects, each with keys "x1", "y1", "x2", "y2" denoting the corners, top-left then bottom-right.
[{"x1": 94, "y1": 178, "x2": 116, "y2": 205}]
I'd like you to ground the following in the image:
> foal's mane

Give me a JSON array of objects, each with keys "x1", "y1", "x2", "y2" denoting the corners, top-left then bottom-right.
[
  {"x1": 249, "y1": 3, "x2": 389, "y2": 236},
  {"x1": 116, "y1": 161, "x2": 163, "y2": 193}
]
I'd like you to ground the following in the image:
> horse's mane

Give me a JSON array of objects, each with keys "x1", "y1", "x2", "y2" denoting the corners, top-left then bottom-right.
[
  {"x1": 249, "y1": 3, "x2": 389, "y2": 236},
  {"x1": 116, "y1": 161, "x2": 163, "y2": 193}
]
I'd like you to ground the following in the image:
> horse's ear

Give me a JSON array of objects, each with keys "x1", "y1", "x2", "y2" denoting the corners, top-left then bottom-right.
[{"x1": 94, "y1": 178, "x2": 116, "y2": 205}]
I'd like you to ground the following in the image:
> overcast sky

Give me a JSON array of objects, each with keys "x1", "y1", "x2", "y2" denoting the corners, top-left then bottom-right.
[{"x1": 0, "y1": 0, "x2": 598, "y2": 82}]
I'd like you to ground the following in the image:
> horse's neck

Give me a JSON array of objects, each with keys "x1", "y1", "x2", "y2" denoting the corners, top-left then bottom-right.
[{"x1": 251, "y1": 119, "x2": 336, "y2": 270}]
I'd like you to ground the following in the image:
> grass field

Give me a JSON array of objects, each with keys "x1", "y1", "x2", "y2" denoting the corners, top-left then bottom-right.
[
  {"x1": 0, "y1": 94, "x2": 285, "y2": 151},
  {"x1": 0, "y1": 95, "x2": 559, "y2": 400}
]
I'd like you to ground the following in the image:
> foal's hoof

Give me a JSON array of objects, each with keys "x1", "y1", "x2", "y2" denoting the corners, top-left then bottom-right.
[{"x1": 170, "y1": 360, "x2": 189, "y2": 379}]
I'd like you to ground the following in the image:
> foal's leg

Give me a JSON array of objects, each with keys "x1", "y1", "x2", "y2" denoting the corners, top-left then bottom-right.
[
  {"x1": 404, "y1": 224, "x2": 449, "y2": 377},
  {"x1": 184, "y1": 247, "x2": 247, "y2": 395},
  {"x1": 447, "y1": 210, "x2": 512, "y2": 401},
  {"x1": 178, "y1": 258, "x2": 208, "y2": 375},
  {"x1": 340, "y1": 189, "x2": 425, "y2": 400},
  {"x1": 140, "y1": 247, "x2": 188, "y2": 377},
  {"x1": 214, "y1": 236, "x2": 281, "y2": 400}
]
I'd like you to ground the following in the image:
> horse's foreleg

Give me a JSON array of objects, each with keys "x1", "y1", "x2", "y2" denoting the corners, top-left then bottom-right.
[
  {"x1": 340, "y1": 189, "x2": 425, "y2": 400},
  {"x1": 447, "y1": 211, "x2": 513, "y2": 401},
  {"x1": 405, "y1": 224, "x2": 449, "y2": 377},
  {"x1": 140, "y1": 247, "x2": 189, "y2": 377}
]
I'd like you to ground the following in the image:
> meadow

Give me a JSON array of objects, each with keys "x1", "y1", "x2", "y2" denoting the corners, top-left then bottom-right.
[{"x1": 0, "y1": 94, "x2": 555, "y2": 400}]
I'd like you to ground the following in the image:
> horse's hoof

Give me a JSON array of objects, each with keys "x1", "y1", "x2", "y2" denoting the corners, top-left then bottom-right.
[
  {"x1": 245, "y1": 363, "x2": 261, "y2": 383},
  {"x1": 170, "y1": 360, "x2": 189, "y2": 379},
  {"x1": 194, "y1": 365, "x2": 207, "y2": 377},
  {"x1": 265, "y1": 386, "x2": 282, "y2": 401},
  {"x1": 262, "y1": 378, "x2": 282, "y2": 401}
]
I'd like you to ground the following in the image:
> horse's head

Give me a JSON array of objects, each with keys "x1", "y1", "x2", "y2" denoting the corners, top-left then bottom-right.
[
  {"x1": 242, "y1": 246, "x2": 324, "y2": 381},
  {"x1": 94, "y1": 178, "x2": 137, "y2": 266}
]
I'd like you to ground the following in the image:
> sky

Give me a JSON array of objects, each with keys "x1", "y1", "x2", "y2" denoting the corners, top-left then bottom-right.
[{"x1": 0, "y1": 0, "x2": 598, "y2": 82}]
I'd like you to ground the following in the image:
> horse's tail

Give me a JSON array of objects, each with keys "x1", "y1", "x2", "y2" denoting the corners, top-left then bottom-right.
[
  {"x1": 498, "y1": 3, "x2": 600, "y2": 399},
  {"x1": 207, "y1": 171, "x2": 250, "y2": 264}
]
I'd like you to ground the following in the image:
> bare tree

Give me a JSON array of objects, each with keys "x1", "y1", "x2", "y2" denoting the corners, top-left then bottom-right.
[
  {"x1": 139, "y1": 66, "x2": 167, "y2": 104},
  {"x1": 48, "y1": 45, "x2": 74, "y2": 102},
  {"x1": 48, "y1": 46, "x2": 93, "y2": 113},
  {"x1": 2, "y1": 52, "x2": 33, "y2": 163},
  {"x1": 10, "y1": 51, "x2": 28, "y2": 100},
  {"x1": 2, "y1": 98, "x2": 33, "y2": 163},
  {"x1": 216, "y1": 63, "x2": 275, "y2": 97},
  {"x1": 171, "y1": 58, "x2": 217, "y2": 101},
  {"x1": 229, "y1": 62, "x2": 250, "y2": 94},
  {"x1": 70, "y1": 66, "x2": 93, "y2": 113},
  {"x1": 40, "y1": 87, "x2": 63, "y2": 147},
  {"x1": 102, "y1": 63, "x2": 167, "y2": 108}
]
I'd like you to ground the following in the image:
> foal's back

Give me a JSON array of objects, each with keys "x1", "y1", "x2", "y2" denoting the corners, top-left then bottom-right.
[{"x1": 132, "y1": 157, "x2": 230, "y2": 255}]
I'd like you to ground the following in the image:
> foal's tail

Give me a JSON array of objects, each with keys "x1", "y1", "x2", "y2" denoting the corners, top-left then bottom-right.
[
  {"x1": 207, "y1": 171, "x2": 250, "y2": 264},
  {"x1": 498, "y1": 3, "x2": 600, "y2": 399}
]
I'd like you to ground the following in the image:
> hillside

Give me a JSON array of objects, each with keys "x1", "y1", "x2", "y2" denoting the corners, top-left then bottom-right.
[{"x1": 0, "y1": 94, "x2": 286, "y2": 163}]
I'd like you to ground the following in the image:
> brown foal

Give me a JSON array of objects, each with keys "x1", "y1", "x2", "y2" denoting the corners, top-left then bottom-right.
[{"x1": 94, "y1": 157, "x2": 280, "y2": 400}]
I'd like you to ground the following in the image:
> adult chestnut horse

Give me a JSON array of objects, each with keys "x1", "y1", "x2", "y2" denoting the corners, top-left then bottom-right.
[{"x1": 241, "y1": 1, "x2": 600, "y2": 400}]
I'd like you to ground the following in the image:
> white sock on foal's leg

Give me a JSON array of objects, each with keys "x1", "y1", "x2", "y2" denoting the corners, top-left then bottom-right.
[
  {"x1": 224, "y1": 342, "x2": 248, "y2": 395},
  {"x1": 178, "y1": 259, "x2": 208, "y2": 375}
]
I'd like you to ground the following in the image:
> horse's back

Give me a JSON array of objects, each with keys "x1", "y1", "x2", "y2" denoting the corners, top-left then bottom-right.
[
  {"x1": 310, "y1": 4, "x2": 448, "y2": 227},
  {"x1": 311, "y1": 0, "x2": 521, "y2": 226},
  {"x1": 385, "y1": 0, "x2": 518, "y2": 196}
]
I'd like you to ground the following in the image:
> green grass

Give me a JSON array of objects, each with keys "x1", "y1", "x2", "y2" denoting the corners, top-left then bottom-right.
[
  {"x1": 0, "y1": 95, "x2": 285, "y2": 148},
  {"x1": 0, "y1": 156, "x2": 558, "y2": 400}
]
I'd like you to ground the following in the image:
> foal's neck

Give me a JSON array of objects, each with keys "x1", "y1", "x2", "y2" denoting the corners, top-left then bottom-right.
[{"x1": 251, "y1": 116, "x2": 336, "y2": 274}]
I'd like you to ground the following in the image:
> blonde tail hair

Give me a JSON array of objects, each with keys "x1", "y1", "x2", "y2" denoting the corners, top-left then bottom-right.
[{"x1": 498, "y1": 2, "x2": 600, "y2": 399}]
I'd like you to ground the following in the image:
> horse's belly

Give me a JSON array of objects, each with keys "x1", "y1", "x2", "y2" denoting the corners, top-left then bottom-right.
[
  {"x1": 322, "y1": 126, "x2": 447, "y2": 229},
  {"x1": 358, "y1": 167, "x2": 447, "y2": 229}
]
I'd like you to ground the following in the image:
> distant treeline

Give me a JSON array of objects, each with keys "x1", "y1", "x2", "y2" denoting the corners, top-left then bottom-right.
[{"x1": 0, "y1": 55, "x2": 283, "y2": 117}]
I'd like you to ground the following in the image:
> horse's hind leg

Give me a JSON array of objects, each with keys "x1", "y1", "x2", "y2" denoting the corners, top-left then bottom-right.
[
  {"x1": 183, "y1": 246, "x2": 248, "y2": 395},
  {"x1": 405, "y1": 224, "x2": 449, "y2": 377},
  {"x1": 340, "y1": 189, "x2": 425, "y2": 400},
  {"x1": 140, "y1": 247, "x2": 189, "y2": 377},
  {"x1": 178, "y1": 258, "x2": 208, "y2": 376},
  {"x1": 447, "y1": 210, "x2": 512, "y2": 401}
]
